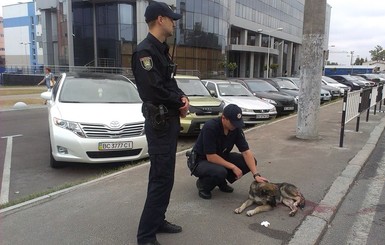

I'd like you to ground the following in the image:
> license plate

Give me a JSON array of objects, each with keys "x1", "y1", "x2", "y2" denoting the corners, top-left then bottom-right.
[
  {"x1": 284, "y1": 106, "x2": 294, "y2": 110},
  {"x1": 98, "y1": 141, "x2": 133, "y2": 151},
  {"x1": 256, "y1": 114, "x2": 269, "y2": 119}
]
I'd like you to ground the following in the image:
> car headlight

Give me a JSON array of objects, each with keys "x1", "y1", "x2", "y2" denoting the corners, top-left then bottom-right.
[
  {"x1": 270, "y1": 106, "x2": 277, "y2": 113},
  {"x1": 261, "y1": 98, "x2": 277, "y2": 105},
  {"x1": 241, "y1": 107, "x2": 254, "y2": 113},
  {"x1": 53, "y1": 117, "x2": 86, "y2": 137},
  {"x1": 352, "y1": 82, "x2": 359, "y2": 86},
  {"x1": 294, "y1": 96, "x2": 299, "y2": 104}
]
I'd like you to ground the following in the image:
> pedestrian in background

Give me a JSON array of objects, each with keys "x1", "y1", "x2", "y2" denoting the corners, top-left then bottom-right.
[
  {"x1": 37, "y1": 67, "x2": 55, "y2": 91},
  {"x1": 131, "y1": 1, "x2": 189, "y2": 245}
]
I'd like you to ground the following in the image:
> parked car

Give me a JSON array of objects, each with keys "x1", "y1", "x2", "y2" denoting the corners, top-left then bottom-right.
[
  {"x1": 40, "y1": 72, "x2": 148, "y2": 168},
  {"x1": 174, "y1": 75, "x2": 224, "y2": 135},
  {"x1": 322, "y1": 76, "x2": 350, "y2": 95},
  {"x1": 354, "y1": 74, "x2": 383, "y2": 85},
  {"x1": 279, "y1": 77, "x2": 335, "y2": 101},
  {"x1": 202, "y1": 79, "x2": 277, "y2": 124},
  {"x1": 233, "y1": 78, "x2": 296, "y2": 115},
  {"x1": 263, "y1": 78, "x2": 299, "y2": 102},
  {"x1": 327, "y1": 75, "x2": 367, "y2": 90}
]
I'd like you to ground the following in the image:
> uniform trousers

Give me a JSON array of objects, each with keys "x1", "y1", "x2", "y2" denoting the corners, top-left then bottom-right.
[
  {"x1": 137, "y1": 115, "x2": 180, "y2": 244},
  {"x1": 193, "y1": 152, "x2": 256, "y2": 191}
]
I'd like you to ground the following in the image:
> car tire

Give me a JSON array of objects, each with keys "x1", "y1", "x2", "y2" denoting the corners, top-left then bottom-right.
[{"x1": 50, "y1": 144, "x2": 66, "y2": 168}]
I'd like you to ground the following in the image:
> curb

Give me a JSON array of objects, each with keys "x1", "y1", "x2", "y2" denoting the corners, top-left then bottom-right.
[{"x1": 288, "y1": 116, "x2": 385, "y2": 244}]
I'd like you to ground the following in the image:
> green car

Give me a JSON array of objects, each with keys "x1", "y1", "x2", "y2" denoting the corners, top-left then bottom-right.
[{"x1": 175, "y1": 75, "x2": 225, "y2": 135}]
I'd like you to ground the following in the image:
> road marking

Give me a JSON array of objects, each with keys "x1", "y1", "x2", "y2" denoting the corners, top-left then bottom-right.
[
  {"x1": 1, "y1": 134, "x2": 22, "y2": 204},
  {"x1": 345, "y1": 154, "x2": 385, "y2": 244}
]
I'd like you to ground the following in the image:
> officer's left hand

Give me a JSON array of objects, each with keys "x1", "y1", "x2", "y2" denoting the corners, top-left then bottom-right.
[{"x1": 179, "y1": 96, "x2": 189, "y2": 118}]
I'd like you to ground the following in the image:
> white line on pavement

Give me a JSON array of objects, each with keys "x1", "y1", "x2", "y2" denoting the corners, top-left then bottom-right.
[
  {"x1": 345, "y1": 153, "x2": 385, "y2": 244},
  {"x1": 1, "y1": 134, "x2": 22, "y2": 204}
]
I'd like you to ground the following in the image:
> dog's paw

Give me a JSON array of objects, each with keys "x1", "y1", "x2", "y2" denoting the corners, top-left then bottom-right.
[
  {"x1": 289, "y1": 210, "x2": 297, "y2": 217},
  {"x1": 234, "y1": 208, "x2": 242, "y2": 214},
  {"x1": 246, "y1": 210, "x2": 255, "y2": 216}
]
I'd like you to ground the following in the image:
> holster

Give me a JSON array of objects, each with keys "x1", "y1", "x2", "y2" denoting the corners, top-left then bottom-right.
[
  {"x1": 142, "y1": 103, "x2": 169, "y2": 131},
  {"x1": 186, "y1": 150, "x2": 198, "y2": 175}
]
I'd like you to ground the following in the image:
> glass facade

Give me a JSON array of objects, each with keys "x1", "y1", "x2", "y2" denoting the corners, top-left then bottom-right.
[
  {"x1": 36, "y1": 0, "x2": 324, "y2": 79},
  {"x1": 72, "y1": 1, "x2": 135, "y2": 67},
  {"x1": 235, "y1": 0, "x2": 304, "y2": 38},
  {"x1": 176, "y1": 0, "x2": 230, "y2": 77}
]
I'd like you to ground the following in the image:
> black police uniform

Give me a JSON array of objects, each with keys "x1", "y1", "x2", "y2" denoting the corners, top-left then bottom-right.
[
  {"x1": 192, "y1": 118, "x2": 256, "y2": 191},
  {"x1": 132, "y1": 33, "x2": 185, "y2": 243}
]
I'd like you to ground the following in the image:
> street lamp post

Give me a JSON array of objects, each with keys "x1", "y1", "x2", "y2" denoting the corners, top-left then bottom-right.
[
  {"x1": 350, "y1": 51, "x2": 355, "y2": 74},
  {"x1": 20, "y1": 42, "x2": 31, "y2": 68},
  {"x1": 265, "y1": 28, "x2": 283, "y2": 78}
]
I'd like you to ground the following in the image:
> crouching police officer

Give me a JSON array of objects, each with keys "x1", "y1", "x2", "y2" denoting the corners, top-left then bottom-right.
[
  {"x1": 188, "y1": 104, "x2": 268, "y2": 199},
  {"x1": 131, "y1": 1, "x2": 189, "y2": 245}
]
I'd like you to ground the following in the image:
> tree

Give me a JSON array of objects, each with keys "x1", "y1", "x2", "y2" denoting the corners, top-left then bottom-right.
[
  {"x1": 354, "y1": 57, "x2": 364, "y2": 65},
  {"x1": 220, "y1": 61, "x2": 238, "y2": 77},
  {"x1": 369, "y1": 45, "x2": 385, "y2": 61}
]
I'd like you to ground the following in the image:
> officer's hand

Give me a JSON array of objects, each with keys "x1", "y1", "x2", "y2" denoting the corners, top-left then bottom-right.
[
  {"x1": 255, "y1": 175, "x2": 269, "y2": 183},
  {"x1": 231, "y1": 165, "x2": 243, "y2": 180},
  {"x1": 179, "y1": 96, "x2": 189, "y2": 118}
]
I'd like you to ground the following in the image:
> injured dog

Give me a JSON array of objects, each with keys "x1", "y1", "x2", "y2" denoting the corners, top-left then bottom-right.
[{"x1": 234, "y1": 181, "x2": 305, "y2": 217}]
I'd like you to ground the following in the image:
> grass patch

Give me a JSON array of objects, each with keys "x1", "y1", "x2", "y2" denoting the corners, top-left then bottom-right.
[
  {"x1": 0, "y1": 98, "x2": 46, "y2": 107},
  {"x1": 0, "y1": 87, "x2": 46, "y2": 96}
]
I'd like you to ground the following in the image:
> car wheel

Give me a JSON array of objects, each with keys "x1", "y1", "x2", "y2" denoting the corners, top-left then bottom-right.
[{"x1": 50, "y1": 144, "x2": 66, "y2": 168}]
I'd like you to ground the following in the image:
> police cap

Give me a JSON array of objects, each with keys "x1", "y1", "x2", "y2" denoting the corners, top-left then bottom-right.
[
  {"x1": 223, "y1": 104, "x2": 245, "y2": 128},
  {"x1": 145, "y1": 1, "x2": 182, "y2": 23}
]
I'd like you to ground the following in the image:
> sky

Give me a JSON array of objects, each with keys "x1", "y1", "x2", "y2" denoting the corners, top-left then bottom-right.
[{"x1": 1, "y1": 0, "x2": 384, "y2": 66}]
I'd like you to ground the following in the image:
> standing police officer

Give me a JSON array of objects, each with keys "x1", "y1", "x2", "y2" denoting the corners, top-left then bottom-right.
[{"x1": 131, "y1": 1, "x2": 188, "y2": 245}]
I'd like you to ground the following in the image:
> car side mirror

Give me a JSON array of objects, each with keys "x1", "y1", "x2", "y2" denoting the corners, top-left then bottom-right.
[{"x1": 210, "y1": 90, "x2": 217, "y2": 97}]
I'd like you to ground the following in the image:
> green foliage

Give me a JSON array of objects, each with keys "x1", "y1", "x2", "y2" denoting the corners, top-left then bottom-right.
[
  {"x1": 369, "y1": 45, "x2": 385, "y2": 61},
  {"x1": 219, "y1": 61, "x2": 238, "y2": 72},
  {"x1": 270, "y1": 63, "x2": 279, "y2": 70},
  {"x1": 354, "y1": 57, "x2": 365, "y2": 65}
]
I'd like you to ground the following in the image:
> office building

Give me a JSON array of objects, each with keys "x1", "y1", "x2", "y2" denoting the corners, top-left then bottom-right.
[
  {"x1": 33, "y1": 0, "x2": 330, "y2": 78},
  {"x1": 2, "y1": 1, "x2": 43, "y2": 69}
]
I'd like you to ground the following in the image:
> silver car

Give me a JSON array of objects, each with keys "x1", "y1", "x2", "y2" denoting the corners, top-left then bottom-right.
[{"x1": 202, "y1": 80, "x2": 277, "y2": 124}]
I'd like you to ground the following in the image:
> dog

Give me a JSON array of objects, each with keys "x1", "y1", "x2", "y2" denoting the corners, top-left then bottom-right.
[{"x1": 234, "y1": 181, "x2": 305, "y2": 217}]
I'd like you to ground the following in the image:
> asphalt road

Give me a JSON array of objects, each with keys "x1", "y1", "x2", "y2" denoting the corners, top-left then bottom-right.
[
  {"x1": 319, "y1": 130, "x2": 385, "y2": 245},
  {"x1": 0, "y1": 108, "x2": 194, "y2": 204}
]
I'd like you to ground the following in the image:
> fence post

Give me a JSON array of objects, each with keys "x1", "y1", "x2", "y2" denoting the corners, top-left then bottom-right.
[
  {"x1": 340, "y1": 90, "x2": 348, "y2": 147},
  {"x1": 366, "y1": 90, "x2": 372, "y2": 122},
  {"x1": 356, "y1": 90, "x2": 363, "y2": 132}
]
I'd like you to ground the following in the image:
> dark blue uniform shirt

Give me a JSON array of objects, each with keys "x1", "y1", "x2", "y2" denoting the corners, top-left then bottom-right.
[
  {"x1": 132, "y1": 33, "x2": 185, "y2": 112},
  {"x1": 194, "y1": 118, "x2": 249, "y2": 160}
]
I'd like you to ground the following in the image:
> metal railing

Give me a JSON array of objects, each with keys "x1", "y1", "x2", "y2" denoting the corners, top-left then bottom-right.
[{"x1": 340, "y1": 84, "x2": 384, "y2": 147}]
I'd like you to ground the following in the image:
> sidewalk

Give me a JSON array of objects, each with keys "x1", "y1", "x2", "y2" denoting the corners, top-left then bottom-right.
[{"x1": 1, "y1": 101, "x2": 385, "y2": 245}]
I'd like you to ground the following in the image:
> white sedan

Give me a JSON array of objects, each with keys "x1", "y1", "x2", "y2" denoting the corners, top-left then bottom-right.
[
  {"x1": 202, "y1": 80, "x2": 277, "y2": 124},
  {"x1": 41, "y1": 72, "x2": 148, "y2": 168}
]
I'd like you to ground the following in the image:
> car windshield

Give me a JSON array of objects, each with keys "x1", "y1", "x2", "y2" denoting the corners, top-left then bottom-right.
[
  {"x1": 286, "y1": 78, "x2": 301, "y2": 87},
  {"x1": 59, "y1": 77, "x2": 142, "y2": 103},
  {"x1": 218, "y1": 83, "x2": 253, "y2": 96},
  {"x1": 322, "y1": 76, "x2": 341, "y2": 84},
  {"x1": 343, "y1": 76, "x2": 359, "y2": 82},
  {"x1": 275, "y1": 79, "x2": 299, "y2": 89},
  {"x1": 246, "y1": 80, "x2": 279, "y2": 92},
  {"x1": 176, "y1": 78, "x2": 211, "y2": 96}
]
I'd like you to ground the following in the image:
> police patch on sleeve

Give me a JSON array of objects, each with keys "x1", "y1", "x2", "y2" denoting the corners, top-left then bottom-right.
[{"x1": 140, "y1": 57, "x2": 153, "y2": 71}]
